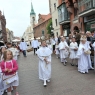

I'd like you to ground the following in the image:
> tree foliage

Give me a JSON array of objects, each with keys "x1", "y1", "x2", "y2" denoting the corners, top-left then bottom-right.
[{"x1": 46, "y1": 19, "x2": 52, "y2": 34}]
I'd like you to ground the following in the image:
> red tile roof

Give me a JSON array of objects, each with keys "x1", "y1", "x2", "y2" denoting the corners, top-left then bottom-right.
[{"x1": 34, "y1": 13, "x2": 51, "y2": 28}]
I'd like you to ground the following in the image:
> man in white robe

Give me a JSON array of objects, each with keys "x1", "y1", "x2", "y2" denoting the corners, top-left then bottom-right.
[
  {"x1": 36, "y1": 40, "x2": 52, "y2": 87},
  {"x1": 59, "y1": 37, "x2": 69, "y2": 66},
  {"x1": 19, "y1": 38, "x2": 27, "y2": 57},
  {"x1": 31, "y1": 37, "x2": 39, "y2": 55},
  {"x1": 76, "y1": 35, "x2": 91, "y2": 74}
]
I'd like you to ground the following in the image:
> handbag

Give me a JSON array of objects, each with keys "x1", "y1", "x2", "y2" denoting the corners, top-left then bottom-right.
[{"x1": 3, "y1": 61, "x2": 18, "y2": 85}]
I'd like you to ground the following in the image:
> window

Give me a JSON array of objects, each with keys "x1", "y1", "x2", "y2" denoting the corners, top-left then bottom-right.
[
  {"x1": 54, "y1": 3, "x2": 56, "y2": 10},
  {"x1": 55, "y1": 19, "x2": 57, "y2": 26},
  {"x1": 56, "y1": 32, "x2": 58, "y2": 36},
  {"x1": 42, "y1": 30, "x2": 44, "y2": 35}
]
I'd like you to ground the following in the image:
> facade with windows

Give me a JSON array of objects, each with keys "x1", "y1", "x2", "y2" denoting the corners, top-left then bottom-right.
[
  {"x1": 49, "y1": 0, "x2": 60, "y2": 37},
  {"x1": 33, "y1": 14, "x2": 51, "y2": 38},
  {"x1": 58, "y1": 1, "x2": 70, "y2": 36},
  {"x1": 78, "y1": 0, "x2": 95, "y2": 32},
  {"x1": 57, "y1": 0, "x2": 95, "y2": 36}
]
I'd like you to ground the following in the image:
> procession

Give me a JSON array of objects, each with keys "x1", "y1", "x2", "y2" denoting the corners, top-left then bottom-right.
[{"x1": 0, "y1": 0, "x2": 95, "y2": 95}]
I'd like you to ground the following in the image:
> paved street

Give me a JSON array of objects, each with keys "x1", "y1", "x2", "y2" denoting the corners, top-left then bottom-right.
[{"x1": 4, "y1": 51, "x2": 95, "y2": 95}]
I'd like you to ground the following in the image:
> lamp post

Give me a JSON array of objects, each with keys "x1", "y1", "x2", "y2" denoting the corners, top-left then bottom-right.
[{"x1": 0, "y1": 20, "x2": 3, "y2": 40}]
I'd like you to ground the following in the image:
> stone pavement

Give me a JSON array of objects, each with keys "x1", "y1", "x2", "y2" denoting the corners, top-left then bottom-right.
[{"x1": 4, "y1": 51, "x2": 95, "y2": 95}]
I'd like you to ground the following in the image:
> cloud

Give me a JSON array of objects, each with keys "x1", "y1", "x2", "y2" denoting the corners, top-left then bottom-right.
[{"x1": 0, "y1": 0, "x2": 49, "y2": 37}]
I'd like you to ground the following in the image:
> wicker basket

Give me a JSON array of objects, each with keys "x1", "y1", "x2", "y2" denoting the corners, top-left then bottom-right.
[{"x1": 27, "y1": 48, "x2": 33, "y2": 52}]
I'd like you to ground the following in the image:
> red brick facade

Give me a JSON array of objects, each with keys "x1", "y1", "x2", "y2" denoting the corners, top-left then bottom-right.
[
  {"x1": 33, "y1": 14, "x2": 51, "y2": 38},
  {"x1": 0, "y1": 11, "x2": 7, "y2": 42},
  {"x1": 58, "y1": 0, "x2": 88, "y2": 36}
]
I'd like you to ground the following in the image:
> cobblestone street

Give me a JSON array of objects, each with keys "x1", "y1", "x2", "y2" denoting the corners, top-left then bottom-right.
[{"x1": 8, "y1": 51, "x2": 95, "y2": 95}]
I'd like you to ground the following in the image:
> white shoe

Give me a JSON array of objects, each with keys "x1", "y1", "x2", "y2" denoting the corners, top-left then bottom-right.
[
  {"x1": 47, "y1": 79, "x2": 50, "y2": 83},
  {"x1": 43, "y1": 80, "x2": 47, "y2": 87}
]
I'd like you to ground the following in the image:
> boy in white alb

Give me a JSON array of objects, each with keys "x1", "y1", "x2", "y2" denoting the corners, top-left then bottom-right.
[{"x1": 36, "y1": 40, "x2": 52, "y2": 87}]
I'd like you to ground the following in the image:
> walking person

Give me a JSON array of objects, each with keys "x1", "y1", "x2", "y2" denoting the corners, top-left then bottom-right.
[
  {"x1": 36, "y1": 40, "x2": 52, "y2": 87},
  {"x1": 19, "y1": 38, "x2": 27, "y2": 57},
  {"x1": 69, "y1": 37, "x2": 78, "y2": 66},
  {"x1": 59, "y1": 37, "x2": 69, "y2": 66},
  {"x1": 92, "y1": 42, "x2": 95, "y2": 70},
  {"x1": 76, "y1": 35, "x2": 91, "y2": 74},
  {"x1": 1, "y1": 50, "x2": 19, "y2": 95},
  {"x1": 31, "y1": 37, "x2": 39, "y2": 55}
]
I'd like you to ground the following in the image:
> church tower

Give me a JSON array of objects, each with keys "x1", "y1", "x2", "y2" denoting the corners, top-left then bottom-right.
[{"x1": 30, "y1": 2, "x2": 36, "y2": 29}]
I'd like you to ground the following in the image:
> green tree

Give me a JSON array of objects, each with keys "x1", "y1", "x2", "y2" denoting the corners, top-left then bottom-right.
[{"x1": 46, "y1": 19, "x2": 52, "y2": 34}]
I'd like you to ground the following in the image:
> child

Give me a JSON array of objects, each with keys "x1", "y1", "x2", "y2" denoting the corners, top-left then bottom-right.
[
  {"x1": 36, "y1": 40, "x2": 52, "y2": 87},
  {"x1": 92, "y1": 42, "x2": 95, "y2": 70},
  {"x1": 55, "y1": 42, "x2": 60, "y2": 58},
  {"x1": 69, "y1": 37, "x2": 78, "y2": 66},
  {"x1": 7, "y1": 43, "x2": 18, "y2": 61},
  {"x1": 1, "y1": 50, "x2": 19, "y2": 95},
  {"x1": 47, "y1": 42, "x2": 52, "y2": 52},
  {"x1": 59, "y1": 37, "x2": 69, "y2": 66}
]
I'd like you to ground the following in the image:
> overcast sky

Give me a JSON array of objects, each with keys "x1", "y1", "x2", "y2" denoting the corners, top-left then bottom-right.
[{"x1": 0, "y1": 0, "x2": 49, "y2": 37}]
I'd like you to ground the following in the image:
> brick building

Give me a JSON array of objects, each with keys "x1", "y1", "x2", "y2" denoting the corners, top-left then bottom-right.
[
  {"x1": 57, "y1": 0, "x2": 95, "y2": 36},
  {"x1": 33, "y1": 13, "x2": 51, "y2": 38},
  {"x1": 0, "y1": 11, "x2": 7, "y2": 42}
]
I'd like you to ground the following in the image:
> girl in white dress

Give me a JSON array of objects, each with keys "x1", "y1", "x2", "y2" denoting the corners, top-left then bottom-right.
[
  {"x1": 92, "y1": 42, "x2": 95, "y2": 70},
  {"x1": 59, "y1": 37, "x2": 69, "y2": 66},
  {"x1": 69, "y1": 37, "x2": 78, "y2": 66},
  {"x1": 55, "y1": 42, "x2": 60, "y2": 58},
  {"x1": 76, "y1": 35, "x2": 90, "y2": 74}
]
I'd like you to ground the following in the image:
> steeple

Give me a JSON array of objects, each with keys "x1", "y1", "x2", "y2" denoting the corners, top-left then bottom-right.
[{"x1": 30, "y1": 1, "x2": 35, "y2": 15}]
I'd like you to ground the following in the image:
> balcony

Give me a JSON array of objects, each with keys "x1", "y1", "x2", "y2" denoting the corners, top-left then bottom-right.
[
  {"x1": 78, "y1": 0, "x2": 95, "y2": 17},
  {"x1": 58, "y1": 2, "x2": 70, "y2": 25}
]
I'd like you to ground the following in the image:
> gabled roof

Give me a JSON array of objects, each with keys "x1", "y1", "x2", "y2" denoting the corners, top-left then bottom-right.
[{"x1": 34, "y1": 13, "x2": 51, "y2": 28}]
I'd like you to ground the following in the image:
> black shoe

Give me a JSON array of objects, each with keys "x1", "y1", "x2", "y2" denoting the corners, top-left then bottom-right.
[{"x1": 71, "y1": 63, "x2": 74, "y2": 66}]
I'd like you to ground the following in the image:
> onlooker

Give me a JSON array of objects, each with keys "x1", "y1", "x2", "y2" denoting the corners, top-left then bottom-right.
[
  {"x1": 19, "y1": 38, "x2": 27, "y2": 57},
  {"x1": 31, "y1": 37, "x2": 39, "y2": 55}
]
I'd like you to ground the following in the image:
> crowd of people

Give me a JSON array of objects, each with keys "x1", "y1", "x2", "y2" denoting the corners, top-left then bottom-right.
[
  {"x1": 34, "y1": 31, "x2": 95, "y2": 87},
  {"x1": 0, "y1": 30, "x2": 95, "y2": 93}
]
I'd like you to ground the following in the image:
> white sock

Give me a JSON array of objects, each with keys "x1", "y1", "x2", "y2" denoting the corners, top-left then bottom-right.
[{"x1": 7, "y1": 92, "x2": 12, "y2": 95}]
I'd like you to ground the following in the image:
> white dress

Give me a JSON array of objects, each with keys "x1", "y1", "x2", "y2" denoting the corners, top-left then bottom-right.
[
  {"x1": 69, "y1": 42, "x2": 78, "y2": 59},
  {"x1": 92, "y1": 42, "x2": 95, "y2": 69},
  {"x1": 55, "y1": 45, "x2": 59, "y2": 55},
  {"x1": 36, "y1": 47, "x2": 52, "y2": 81},
  {"x1": 76, "y1": 42, "x2": 89, "y2": 73},
  {"x1": 59, "y1": 41, "x2": 69, "y2": 59}
]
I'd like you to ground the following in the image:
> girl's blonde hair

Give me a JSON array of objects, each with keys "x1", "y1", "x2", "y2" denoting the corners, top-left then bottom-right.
[{"x1": 3, "y1": 50, "x2": 13, "y2": 61}]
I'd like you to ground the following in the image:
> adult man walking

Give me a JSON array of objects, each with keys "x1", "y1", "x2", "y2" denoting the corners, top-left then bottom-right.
[
  {"x1": 19, "y1": 38, "x2": 27, "y2": 57},
  {"x1": 31, "y1": 37, "x2": 39, "y2": 55}
]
